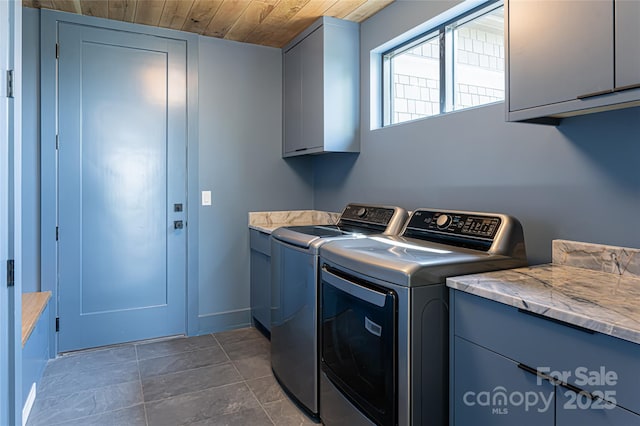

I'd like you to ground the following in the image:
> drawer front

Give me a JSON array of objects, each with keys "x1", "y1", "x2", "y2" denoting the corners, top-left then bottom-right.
[
  {"x1": 452, "y1": 290, "x2": 640, "y2": 414},
  {"x1": 452, "y1": 336, "x2": 555, "y2": 426},
  {"x1": 249, "y1": 229, "x2": 271, "y2": 256}
]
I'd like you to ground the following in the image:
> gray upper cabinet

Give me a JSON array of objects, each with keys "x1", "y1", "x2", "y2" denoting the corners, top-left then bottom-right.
[
  {"x1": 506, "y1": 0, "x2": 640, "y2": 123},
  {"x1": 615, "y1": 0, "x2": 640, "y2": 90},
  {"x1": 282, "y1": 17, "x2": 359, "y2": 157}
]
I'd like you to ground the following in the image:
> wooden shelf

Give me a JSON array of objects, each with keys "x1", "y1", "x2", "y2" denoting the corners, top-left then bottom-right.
[{"x1": 22, "y1": 291, "x2": 51, "y2": 348}]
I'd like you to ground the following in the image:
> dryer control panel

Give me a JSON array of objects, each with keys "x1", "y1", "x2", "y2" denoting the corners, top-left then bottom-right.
[
  {"x1": 407, "y1": 210, "x2": 501, "y2": 239},
  {"x1": 403, "y1": 209, "x2": 506, "y2": 250},
  {"x1": 336, "y1": 204, "x2": 408, "y2": 235},
  {"x1": 340, "y1": 204, "x2": 395, "y2": 225}
]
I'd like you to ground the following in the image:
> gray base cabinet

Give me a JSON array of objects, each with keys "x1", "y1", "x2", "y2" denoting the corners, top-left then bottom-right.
[
  {"x1": 250, "y1": 230, "x2": 271, "y2": 332},
  {"x1": 506, "y1": 0, "x2": 640, "y2": 122},
  {"x1": 450, "y1": 290, "x2": 640, "y2": 425},
  {"x1": 282, "y1": 16, "x2": 359, "y2": 157}
]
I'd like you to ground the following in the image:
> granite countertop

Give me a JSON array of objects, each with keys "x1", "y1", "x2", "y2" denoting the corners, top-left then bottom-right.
[
  {"x1": 447, "y1": 240, "x2": 640, "y2": 345},
  {"x1": 248, "y1": 210, "x2": 340, "y2": 234}
]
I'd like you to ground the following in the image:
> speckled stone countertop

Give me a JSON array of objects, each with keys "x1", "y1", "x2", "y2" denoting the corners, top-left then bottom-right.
[
  {"x1": 447, "y1": 240, "x2": 640, "y2": 345},
  {"x1": 248, "y1": 210, "x2": 340, "y2": 234}
]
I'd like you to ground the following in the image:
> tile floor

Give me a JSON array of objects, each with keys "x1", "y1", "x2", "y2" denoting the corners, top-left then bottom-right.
[{"x1": 26, "y1": 327, "x2": 319, "y2": 426}]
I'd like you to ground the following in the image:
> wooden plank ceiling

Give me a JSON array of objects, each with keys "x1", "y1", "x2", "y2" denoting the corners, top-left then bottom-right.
[{"x1": 23, "y1": 0, "x2": 395, "y2": 48}]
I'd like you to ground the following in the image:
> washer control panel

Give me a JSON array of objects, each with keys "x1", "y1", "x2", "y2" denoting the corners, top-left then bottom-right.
[
  {"x1": 340, "y1": 204, "x2": 396, "y2": 226},
  {"x1": 406, "y1": 210, "x2": 502, "y2": 240}
]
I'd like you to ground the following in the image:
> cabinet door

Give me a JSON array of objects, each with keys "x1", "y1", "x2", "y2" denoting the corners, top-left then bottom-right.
[
  {"x1": 283, "y1": 43, "x2": 303, "y2": 154},
  {"x1": 300, "y1": 27, "x2": 324, "y2": 151},
  {"x1": 615, "y1": 0, "x2": 640, "y2": 89},
  {"x1": 250, "y1": 230, "x2": 271, "y2": 331},
  {"x1": 508, "y1": 0, "x2": 613, "y2": 111},
  {"x1": 452, "y1": 337, "x2": 555, "y2": 426},
  {"x1": 250, "y1": 249, "x2": 271, "y2": 331},
  {"x1": 557, "y1": 388, "x2": 640, "y2": 426}
]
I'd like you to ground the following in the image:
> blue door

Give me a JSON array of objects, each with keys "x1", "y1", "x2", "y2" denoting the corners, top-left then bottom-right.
[{"x1": 57, "y1": 23, "x2": 187, "y2": 352}]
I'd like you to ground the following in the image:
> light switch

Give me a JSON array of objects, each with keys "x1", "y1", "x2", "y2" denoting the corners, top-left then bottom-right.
[{"x1": 201, "y1": 191, "x2": 212, "y2": 206}]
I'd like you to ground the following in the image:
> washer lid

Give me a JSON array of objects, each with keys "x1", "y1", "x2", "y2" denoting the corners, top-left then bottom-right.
[
  {"x1": 270, "y1": 203, "x2": 409, "y2": 249},
  {"x1": 271, "y1": 225, "x2": 351, "y2": 249},
  {"x1": 319, "y1": 235, "x2": 525, "y2": 287}
]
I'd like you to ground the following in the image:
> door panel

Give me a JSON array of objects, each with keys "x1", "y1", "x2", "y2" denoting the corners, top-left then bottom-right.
[
  {"x1": 58, "y1": 23, "x2": 187, "y2": 352},
  {"x1": 300, "y1": 27, "x2": 323, "y2": 151},
  {"x1": 283, "y1": 43, "x2": 302, "y2": 154},
  {"x1": 81, "y1": 42, "x2": 168, "y2": 313},
  {"x1": 508, "y1": 0, "x2": 613, "y2": 111},
  {"x1": 615, "y1": 0, "x2": 640, "y2": 89}
]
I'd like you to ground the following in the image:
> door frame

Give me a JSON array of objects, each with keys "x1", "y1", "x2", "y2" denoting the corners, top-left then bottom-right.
[
  {"x1": 40, "y1": 9, "x2": 200, "y2": 355},
  {"x1": 1, "y1": 0, "x2": 22, "y2": 424}
]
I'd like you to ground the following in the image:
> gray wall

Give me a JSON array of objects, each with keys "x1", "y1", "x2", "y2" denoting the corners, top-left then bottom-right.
[
  {"x1": 197, "y1": 36, "x2": 313, "y2": 331},
  {"x1": 313, "y1": 0, "x2": 640, "y2": 265}
]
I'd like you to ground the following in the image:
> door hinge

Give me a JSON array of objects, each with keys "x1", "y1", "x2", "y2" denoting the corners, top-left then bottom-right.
[
  {"x1": 56, "y1": 226, "x2": 59, "y2": 241},
  {"x1": 6, "y1": 260, "x2": 14, "y2": 287},
  {"x1": 6, "y1": 70, "x2": 14, "y2": 98},
  {"x1": 55, "y1": 317, "x2": 60, "y2": 332},
  {"x1": 56, "y1": 43, "x2": 59, "y2": 59}
]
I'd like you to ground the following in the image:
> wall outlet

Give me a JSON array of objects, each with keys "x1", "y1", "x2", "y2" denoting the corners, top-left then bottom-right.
[{"x1": 201, "y1": 191, "x2": 212, "y2": 206}]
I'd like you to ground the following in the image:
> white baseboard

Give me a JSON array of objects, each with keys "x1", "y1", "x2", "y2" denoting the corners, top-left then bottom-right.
[{"x1": 22, "y1": 382, "x2": 36, "y2": 426}]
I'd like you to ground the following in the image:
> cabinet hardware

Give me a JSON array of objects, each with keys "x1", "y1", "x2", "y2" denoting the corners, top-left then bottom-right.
[
  {"x1": 517, "y1": 363, "x2": 556, "y2": 383},
  {"x1": 516, "y1": 362, "x2": 538, "y2": 376},
  {"x1": 517, "y1": 308, "x2": 595, "y2": 334},
  {"x1": 614, "y1": 83, "x2": 640, "y2": 93},
  {"x1": 6, "y1": 70, "x2": 14, "y2": 98},
  {"x1": 577, "y1": 89, "x2": 614, "y2": 99},
  {"x1": 518, "y1": 363, "x2": 598, "y2": 401},
  {"x1": 295, "y1": 148, "x2": 308, "y2": 152},
  {"x1": 6, "y1": 260, "x2": 14, "y2": 287}
]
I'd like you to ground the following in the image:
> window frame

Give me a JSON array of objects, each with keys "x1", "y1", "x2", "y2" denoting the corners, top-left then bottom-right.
[{"x1": 381, "y1": 0, "x2": 504, "y2": 127}]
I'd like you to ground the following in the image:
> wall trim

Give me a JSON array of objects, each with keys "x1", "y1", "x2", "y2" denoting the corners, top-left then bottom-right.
[{"x1": 198, "y1": 309, "x2": 252, "y2": 335}]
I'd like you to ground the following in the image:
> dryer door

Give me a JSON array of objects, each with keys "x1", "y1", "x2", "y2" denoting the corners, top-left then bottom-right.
[{"x1": 321, "y1": 265, "x2": 397, "y2": 426}]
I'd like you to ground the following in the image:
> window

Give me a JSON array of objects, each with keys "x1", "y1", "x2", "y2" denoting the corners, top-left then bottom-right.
[{"x1": 382, "y1": 1, "x2": 504, "y2": 126}]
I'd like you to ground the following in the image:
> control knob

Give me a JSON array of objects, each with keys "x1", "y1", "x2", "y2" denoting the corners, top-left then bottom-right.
[
  {"x1": 436, "y1": 214, "x2": 452, "y2": 229},
  {"x1": 357, "y1": 207, "x2": 367, "y2": 218}
]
